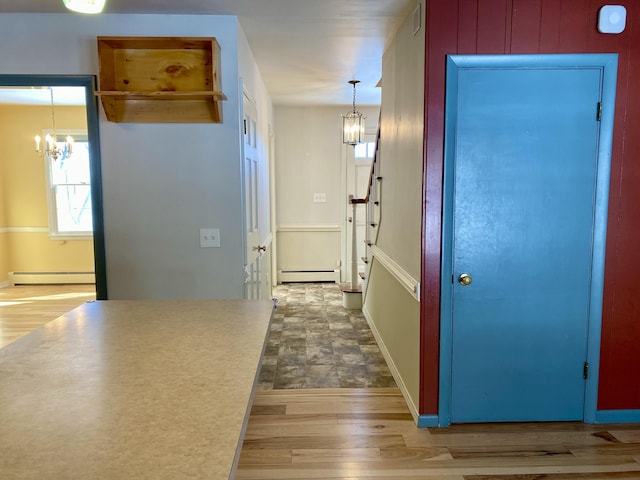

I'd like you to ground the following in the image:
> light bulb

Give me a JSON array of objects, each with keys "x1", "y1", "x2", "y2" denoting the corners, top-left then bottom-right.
[{"x1": 66, "y1": 135, "x2": 74, "y2": 154}]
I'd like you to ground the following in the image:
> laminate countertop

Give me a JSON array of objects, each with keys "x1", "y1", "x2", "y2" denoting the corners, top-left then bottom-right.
[{"x1": 0, "y1": 299, "x2": 274, "y2": 479}]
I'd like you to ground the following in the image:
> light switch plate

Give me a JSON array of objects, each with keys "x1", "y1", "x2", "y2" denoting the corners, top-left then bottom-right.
[
  {"x1": 200, "y1": 228, "x2": 220, "y2": 248},
  {"x1": 598, "y1": 5, "x2": 626, "y2": 34}
]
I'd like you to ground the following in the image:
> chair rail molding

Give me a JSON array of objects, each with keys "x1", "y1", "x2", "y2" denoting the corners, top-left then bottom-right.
[
  {"x1": 0, "y1": 227, "x2": 49, "y2": 233},
  {"x1": 371, "y1": 245, "x2": 420, "y2": 301},
  {"x1": 277, "y1": 224, "x2": 342, "y2": 232}
]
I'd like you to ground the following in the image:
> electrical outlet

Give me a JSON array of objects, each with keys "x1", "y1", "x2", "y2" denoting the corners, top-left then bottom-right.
[
  {"x1": 200, "y1": 228, "x2": 221, "y2": 248},
  {"x1": 313, "y1": 193, "x2": 327, "y2": 203}
]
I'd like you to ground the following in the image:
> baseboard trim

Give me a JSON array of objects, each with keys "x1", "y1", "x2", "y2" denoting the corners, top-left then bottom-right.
[
  {"x1": 363, "y1": 304, "x2": 419, "y2": 424},
  {"x1": 417, "y1": 414, "x2": 439, "y2": 427},
  {"x1": 595, "y1": 409, "x2": 640, "y2": 423}
]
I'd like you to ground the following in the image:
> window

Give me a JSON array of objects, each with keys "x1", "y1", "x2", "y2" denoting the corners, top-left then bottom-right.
[
  {"x1": 45, "y1": 132, "x2": 92, "y2": 237},
  {"x1": 354, "y1": 141, "x2": 376, "y2": 159}
]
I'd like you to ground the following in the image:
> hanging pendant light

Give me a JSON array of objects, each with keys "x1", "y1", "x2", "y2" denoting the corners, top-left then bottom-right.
[
  {"x1": 62, "y1": 0, "x2": 106, "y2": 14},
  {"x1": 342, "y1": 80, "x2": 366, "y2": 145}
]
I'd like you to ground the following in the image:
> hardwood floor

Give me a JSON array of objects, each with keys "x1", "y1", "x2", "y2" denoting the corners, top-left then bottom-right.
[
  {"x1": 237, "y1": 388, "x2": 640, "y2": 479},
  {"x1": 0, "y1": 284, "x2": 96, "y2": 348}
]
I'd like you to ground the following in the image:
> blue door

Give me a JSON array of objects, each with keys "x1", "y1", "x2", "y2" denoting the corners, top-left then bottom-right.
[{"x1": 442, "y1": 55, "x2": 616, "y2": 423}]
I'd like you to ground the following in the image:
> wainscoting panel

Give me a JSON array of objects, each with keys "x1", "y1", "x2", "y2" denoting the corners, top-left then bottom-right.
[{"x1": 277, "y1": 225, "x2": 341, "y2": 283}]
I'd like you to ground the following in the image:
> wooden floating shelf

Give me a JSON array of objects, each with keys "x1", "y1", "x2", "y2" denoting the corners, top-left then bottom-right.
[{"x1": 96, "y1": 36, "x2": 225, "y2": 123}]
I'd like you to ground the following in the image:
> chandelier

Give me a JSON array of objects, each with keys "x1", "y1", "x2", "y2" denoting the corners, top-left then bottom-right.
[
  {"x1": 342, "y1": 80, "x2": 366, "y2": 145},
  {"x1": 34, "y1": 88, "x2": 74, "y2": 161}
]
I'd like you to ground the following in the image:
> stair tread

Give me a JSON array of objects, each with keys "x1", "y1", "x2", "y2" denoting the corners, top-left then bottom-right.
[{"x1": 340, "y1": 283, "x2": 362, "y2": 293}]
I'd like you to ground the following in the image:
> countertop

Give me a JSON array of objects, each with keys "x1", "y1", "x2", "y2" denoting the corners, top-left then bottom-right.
[{"x1": 0, "y1": 299, "x2": 274, "y2": 479}]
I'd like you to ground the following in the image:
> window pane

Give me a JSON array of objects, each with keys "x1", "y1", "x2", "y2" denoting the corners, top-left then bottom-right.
[
  {"x1": 47, "y1": 139, "x2": 93, "y2": 235},
  {"x1": 354, "y1": 143, "x2": 367, "y2": 158},
  {"x1": 54, "y1": 184, "x2": 93, "y2": 233},
  {"x1": 51, "y1": 142, "x2": 90, "y2": 185},
  {"x1": 366, "y1": 142, "x2": 376, "y2": 157},
  {"x1": 354, "y1": 141, "x2": 375, "y2": 159}
]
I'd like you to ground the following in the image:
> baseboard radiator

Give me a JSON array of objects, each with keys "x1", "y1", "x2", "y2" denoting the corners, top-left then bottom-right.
[
  {"x1": 9, "y1": 271, "x2": 95, "y2": 285},
  {"x1": 278, "y1": 269, "x2": 340, "y2": 283}
]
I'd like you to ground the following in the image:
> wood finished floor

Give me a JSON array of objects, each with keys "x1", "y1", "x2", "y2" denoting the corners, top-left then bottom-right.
[
  {"x1": 0, "y1": 284, "x2": 96, "y2": 348},
  {"x1": 237, "y1": 388, "x2": 640, "y2": 479}
]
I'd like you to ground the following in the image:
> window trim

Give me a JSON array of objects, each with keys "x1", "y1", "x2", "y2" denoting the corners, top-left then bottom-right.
[{"x1": 42, "y1": 129, "x2": 92, "y2": 239}]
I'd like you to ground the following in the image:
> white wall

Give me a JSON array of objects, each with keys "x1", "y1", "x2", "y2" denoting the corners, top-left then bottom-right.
[
  {"x1": 363, "y1": 0, "x2": 425, "y2": 419},
  {"x1": 275, "y1": 106, "x2": 379, "y2": 227},
  {"x1": 273, "y1": 106, "x2": 379, "y2": 279},
  {"x1": 0, "y1": 13, "x2": 248, "y2": 300},
  {"x1": 376, "y1": 6, "x2": 425, "y2": 281}
]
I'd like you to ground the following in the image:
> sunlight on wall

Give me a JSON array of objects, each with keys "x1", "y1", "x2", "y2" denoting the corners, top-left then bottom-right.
[{"x1": 0, "y1": 104, "x2": 93, "y2": 281}]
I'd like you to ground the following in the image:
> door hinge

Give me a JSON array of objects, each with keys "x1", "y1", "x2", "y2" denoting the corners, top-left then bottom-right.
[
  {"x1": 597, "y1": 102, "x2": 602, "y2": 121},
  {"x1": 583, "y1": 361, "x2": 589, "y2": 380},
  {"x1": 243, "y1": 118, "x2": 247, "y2": 135}
]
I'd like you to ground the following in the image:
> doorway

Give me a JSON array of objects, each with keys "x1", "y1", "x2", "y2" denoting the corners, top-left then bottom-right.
[
  {"x1": 0, "y1": 75, "x2": 106, "y2": 300},
  {"x1": 439, "y1": 54, "x2": 617, "y2": 425}
]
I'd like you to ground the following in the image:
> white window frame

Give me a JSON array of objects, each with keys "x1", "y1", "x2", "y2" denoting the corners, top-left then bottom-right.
[
  {"x1": 43, "y1": 129, "x2": 93, "y2": 240},
  {"x1": 353, "y1": 140, "x2": 376, "y2": 162}
]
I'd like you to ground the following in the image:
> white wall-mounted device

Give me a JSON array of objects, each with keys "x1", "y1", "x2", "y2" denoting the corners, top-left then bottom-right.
[{"x1": 598, "y1": 5, "x2": 626, "y2": 34}]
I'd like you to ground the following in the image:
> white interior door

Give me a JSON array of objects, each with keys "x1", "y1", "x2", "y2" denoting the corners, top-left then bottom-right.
[{"x1": 243, "y1": 94, "x2": 261, "y2": 299}]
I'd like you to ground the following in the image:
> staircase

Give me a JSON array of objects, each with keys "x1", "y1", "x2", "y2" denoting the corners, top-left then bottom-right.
[
  {"x1": 361, "y1": 124, "x2": 382, "y2": 293},
  {"x1": 341, "y1": 121, "x2": 381, "y2": 306}
]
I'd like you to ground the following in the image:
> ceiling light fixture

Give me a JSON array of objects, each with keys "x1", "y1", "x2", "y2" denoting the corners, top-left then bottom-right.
[
  {"x1": 62, "y1": 0, "x2": 106, "y2": 14},
  {"x1": 35, "y1": 88, "x2": 74, "y2": 161},
  {"x1": 342, "y1": 80, "x2": 366, "y2": 145}
]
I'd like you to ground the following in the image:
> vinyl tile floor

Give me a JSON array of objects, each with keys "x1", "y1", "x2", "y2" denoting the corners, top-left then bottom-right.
[{"x1": 257, "y1": 282, "x2": 397, "y2": 390}]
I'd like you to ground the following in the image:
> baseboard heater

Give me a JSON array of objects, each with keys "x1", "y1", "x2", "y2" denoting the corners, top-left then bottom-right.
[
  {"x1": 9, "y1": 271, "x2": 95, "y2": 285},
  {"x1": 278, "y1": 269, "x2": 340, "y2": 283}
]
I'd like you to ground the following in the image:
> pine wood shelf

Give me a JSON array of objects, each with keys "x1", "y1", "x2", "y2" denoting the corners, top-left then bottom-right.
[{"x1": 96, "y1": 36, "x2": 226, "y2": 123}]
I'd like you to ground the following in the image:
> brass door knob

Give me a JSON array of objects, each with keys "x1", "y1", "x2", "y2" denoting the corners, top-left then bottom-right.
[{"x1": 458, "y1": 273, "x2": 472, "y2": 286}]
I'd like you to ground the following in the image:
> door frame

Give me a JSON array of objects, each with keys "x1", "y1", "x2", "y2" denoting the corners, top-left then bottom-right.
[
  {"x1": 0, "y1": 74, "x2": 107, "y2": 300},
  {"x1": 438, "y1": 54, "x2": 618, "y2": 427}
]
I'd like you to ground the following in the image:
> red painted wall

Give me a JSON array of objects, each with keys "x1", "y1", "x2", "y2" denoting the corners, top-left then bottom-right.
[{"x1": 420, "y1": 0, "x2": 640, "y2": 414}]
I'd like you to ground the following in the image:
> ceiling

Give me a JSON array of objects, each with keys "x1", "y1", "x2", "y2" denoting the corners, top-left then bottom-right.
[
  {"x1": 0, "y1": 86, "x2": 86, "y2": 106},
  {"x1": 0, "y1": 0, "x2": 415, "y2": 106}
]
